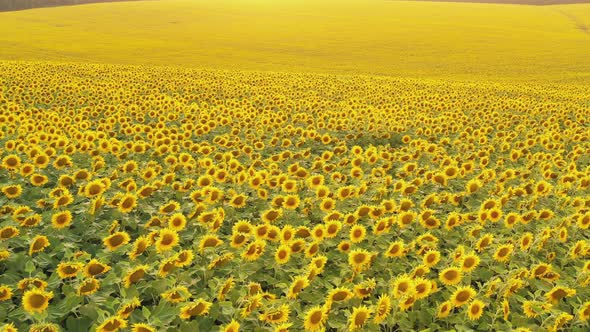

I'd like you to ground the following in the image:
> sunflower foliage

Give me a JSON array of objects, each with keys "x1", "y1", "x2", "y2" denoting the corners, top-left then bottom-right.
[{"x1": 0, "y1": 61, "x2": 590, "y2": 332}]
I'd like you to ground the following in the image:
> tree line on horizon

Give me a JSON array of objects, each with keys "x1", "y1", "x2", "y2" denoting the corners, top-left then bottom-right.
[{"x1": 0, "y1": 0, "x2": 143, "y2": 12}]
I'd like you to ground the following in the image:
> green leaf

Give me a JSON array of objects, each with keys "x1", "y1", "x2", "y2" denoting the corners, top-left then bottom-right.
[
  {"x1": 66, "y1": 316, "x2": 93, "y2": 332},
  {"x1": 24, "y1": 260, "x2": 36, "y2": 274},
  {"x1": 142, "y1": 305, "x2": 151, "y2": 320}
]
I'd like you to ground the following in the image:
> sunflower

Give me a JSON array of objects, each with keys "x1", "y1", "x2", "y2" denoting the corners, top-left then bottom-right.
[
  {"x1": 199, "y1": 234, "x2": 223, "y2": 253},
  {"x1": 534, "y1": 180, "x2": 553, "y2": 196},
  {"x1": 118, "y1": 193, "x2": 138, "y2": 213},
  {"x1": 217, "y1": 277, "x2": 235, "y2": 301},
  {"x1": 348, "y1": 249, "x2": 371, "y2": 272},
  {"x1": 452, "y1": 245, "x2": 465, "y2": 262},
  {"x1": 349, "y1": 224, "x2": 366, "y2": 243},
  {"x1": 156, "y1": 228, "x2": 180, "y2": 253},
  {"x1": 519, "y1": 232, "x2": 534, "y2": 251},
  {"x1": 578, "y1": 302, "x2": 590, "y2": 321},
  {"x1": 158, "y1": 257, "x2": 178, "y2": 277},
  {"x1": 1, "y1": 185, "x2": 22, "y2": 199},
  {"x1": 22, "y1": 288, "x2": 53, "y2": 313},
  {"x1": 208, "y1": 253, "x2": 234, "y2": 270},
  {"x1": 311, "y1": 224, "x2": 326, "y2": 242},
  {"x1": 230, "y1": 232, "x2": 249, "y2": 248},
  {"x1": 259, "y1": 304, "x2": 290, "y2": 324},
  {"x1": 103, "y1": 231, "x2": 131, "y2": 251},
  {"x1": 391, "y1": 275, "x2": 414, "y2": 299},
  {"x1": 326, "y1": 287, "x2": 354, "y2": 304},
  {"x1": 29, "y1": 235, "x2": 50, "y2": 256},
  {"x1": 0, "y1": 226, "x2": 19, "y2": 240},
  {"x1": 319, "y1": 197, "x2": 336, "y2": 212},
  {"x1": 343, "y1": 213, "x2": 358, "y2": 225},
  {"x1": 467, "y1": 299, "x2": 485, "y2": 320},
  {"x1": 578, "y1": 212, "x2": 590, "y2": 229},
  {"x1": 74, "y1": 169, "x2": 91, "y2": 182},
  {"x1": 305, "y1": 241, "x2": 320, "y2": 258},
  {"x1": 410, "y1": 264, "x2": 430, "y2": 279},
  {"x1": 438, "y1": 267, "x2": 462, "y2": 286},
  {"x1": 33, "y1": 154, "x2": 50, "y2": 169},
  {"x1": 307, "y1": 175, "x2": 325, "y2": 189},
  {"x1": 222, "y1": 320, "x2": 240, "y2": 332},
  {"x1": 78, "y1": 278, "x2": 100, "y2": 296},
  {"x1": 503, "y1": 278, "x2": 525, "y2": 298},
  {"x1": 261, "y1": 208, "x2": 282, "y2": 223},
  {"x1": 422, "y1": 250, "x2": 441, "y2": 267},
  {"x1": 0, "y1": 285, "x2": 13, "y2": 301},
  {"x1": 502, "y1": 298, "x2": 510, "y2": 321},
  {"x1": 287, "y1": 276, "x2": 309, "y2": 299},
  {"x1": 1, "y1": 323, "x2": 18, "y2": 332},
  {"x1": 503, "y1": 212, "x2": 521, "y2": 228},
  {"x1": 420, "y1": 213, "x2": 441, "y2": 229},
  {"x1": 29, "y1": 323, "x2": 60, "y2": 332},
  {"x1": 437, "y1": 300, "x2": 453, "y2": 318},
  {"x1": 451, "y1": 286, "x2": 476, "y2": 307},
  {"x1": 123, "y1": 265, "x2": 149, "y2": 288},
  {"x1": 283, "y1": 195, "x2": 300, "y2": 210},
  {"x1": 161, "y1": 286, "x2": 191, "y2": 303},
  {"x1": 56, "y1": 262, "x2": 83, "y2": 279},
  {"x1": 84, "y1": 259, "x2": 111, "y2": 278},
  {"x1": 2, "y1": 154, "x2": 21, "y2": 171},
  {"x1": 349, "y1": 305, "x2": 371, "y2": 330},
  {"x1": 280, "y1": 224, "x2": 296, "y2": 242},
  {"x1": 20, "y1": 214, "x2": 41, "y2": 228},
  {"x1": 179, "y1": 299, "x2": 213, "y2": 320},
  {"x1": 174, "y1": 249, "x2": 194, "y2": 267},
  {"x1": 233, "y1": 220, "x2": 253, "y2": 234},
  {"x1": 84, "y1": 179, "x2": 106, "y2": 198},
  {"x1": 461, "y1": 253, "x2": 480, "y2": 272},
  {"x1": 373, "y1": 294, "x2": 391, "y2": 324},
  {"x1": 17, "y1": 277, "x2": 47, "y2": 291},
  {"x1": 414, "y1": 277, "x2": 432, "y2": 299},
  {"x1": 338, "y1": 240, "x2": 351, "y2": 252},
  {"x1": 167, "y1": 213, "x2": 187, "y2": 231},
  {"x1": 131, "y1": 323, "x2": 156, "y2": 332},
  {"x1": 53, "y1": 191, "x2": 74, "y2": 209},
  {"x1": 128, "y1": 236, "x2": 150, "y2": 260},
  {"x1": 30, "y1": 174, "x2": 48, "y2": 187},
  {"x1": 241, "y1": 294, "x2": 263, "y2": 318},
  {"x1": 96, "y1": 316, "x2": 127, "y2": 332},
  {"x1": 275, "y1": 245, "x2": 291, "y2": 264},
  {"x1": 20, "y1": 163, "x2": 35, "y2": 177},
  {"x1": 530, "y1": 263, "x2": 552, "y2": 279},
  {"x1": 372, "y1": 218, "x2": 390, "y2": 235},
  {"x1": 475, "y1": 234, "x2": 494, "y2": 252},
  {"x1": 522, "y1": 300, "x2": 551, "y2": 318},
  {"x1": 273, "y1": 323, "x2": 293, "y2": 332},
  {"x1": 545, "y1": 286, "x2": 576, "y2": 304},
  {"x1": 570, "y1": 240, "x2": 586, "y2": 259},
  {"x1": 465, "y1": 178, "x2": 482, "y2": 194},
  {"x1": 398, "y1": 295, "x2": 416, "y2": 311},
  {"x1": 241, "y1": 239, "x2": 266, "y2": 261},
  {"x1": 303, "y1": 305, "x2": 327, "y2": 332},
  {"x1": 551, "y1": 313, "x2": 573, "y2": 331},
  {"x1": 493, "y1": 244, "x2": 514, "y2": 263}
]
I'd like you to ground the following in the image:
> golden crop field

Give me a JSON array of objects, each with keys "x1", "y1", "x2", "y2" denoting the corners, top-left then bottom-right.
[
  {"x1": 1, "y1": 0, "x2": 590, "y2": 81},
  {"x1": 1, "y1": 1, "x2": 590, "y2": 332}
]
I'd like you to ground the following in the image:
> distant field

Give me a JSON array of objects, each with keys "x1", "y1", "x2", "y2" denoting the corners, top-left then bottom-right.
[
  {"x1": 2, "y1": 1, "x2": 590, "y2": 332},
  {"x1": 0, "y1": 0, "x2": 589, "y2": 82},
  {"x1": 405, "y1": 0, "x2": 590, "y2": 5}
]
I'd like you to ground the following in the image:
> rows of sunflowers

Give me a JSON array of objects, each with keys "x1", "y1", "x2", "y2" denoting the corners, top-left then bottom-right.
[{"x1": 1, "y1": 61, "x2": 590, "y2": 331}]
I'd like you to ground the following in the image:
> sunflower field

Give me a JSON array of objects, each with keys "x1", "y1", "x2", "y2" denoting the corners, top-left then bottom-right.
[{"x1": 0, "y1": 59, "x2": 590, "y2": 332}]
